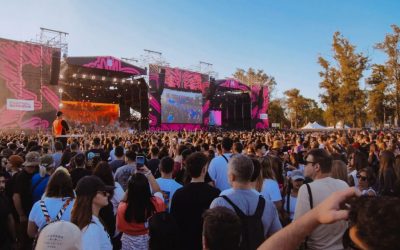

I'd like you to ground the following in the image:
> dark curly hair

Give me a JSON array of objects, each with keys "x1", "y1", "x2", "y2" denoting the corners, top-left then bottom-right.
[{"x1": 349, "y1": 196, "x2": 400, "y2": 250}]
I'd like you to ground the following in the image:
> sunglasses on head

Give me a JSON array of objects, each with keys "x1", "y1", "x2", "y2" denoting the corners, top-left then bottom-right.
[{"x1": 356, "y1": 174, "x2": 367, "y2": 181}]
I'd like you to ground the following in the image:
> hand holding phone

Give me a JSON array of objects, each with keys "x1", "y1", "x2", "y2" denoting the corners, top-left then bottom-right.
[{"x1": 136, "y1": 156, "x2": 145, "y2": 170}]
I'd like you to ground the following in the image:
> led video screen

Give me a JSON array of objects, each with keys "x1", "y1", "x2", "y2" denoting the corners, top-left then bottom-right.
[
  {"x1": 161, "y1": 89, "x2": 202, "y2": 124},
  {"x1": 209, "y1": 110, "x2": 222, "y2": 126}
]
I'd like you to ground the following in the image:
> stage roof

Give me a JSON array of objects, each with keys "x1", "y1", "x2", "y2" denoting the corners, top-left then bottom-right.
[{"x1": 66, "y1": 56, "x2": 146, "y2": 76}]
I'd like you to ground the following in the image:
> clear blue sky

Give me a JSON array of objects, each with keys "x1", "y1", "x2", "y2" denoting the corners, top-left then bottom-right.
[{"x1": 1, "y1": 0, "x2": 399, "y2": 103}]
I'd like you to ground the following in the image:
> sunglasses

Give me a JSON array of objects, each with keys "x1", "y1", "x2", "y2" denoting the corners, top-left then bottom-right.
[
  {"x1": 342, "y1": 227, "x2": 363, "y2": 250},
  {"x1": 356, "y1": 174, "x2": 367, "y2": 181},
  {"x1": 97, "y1": 191, "x2": 109, "y2": 196}
]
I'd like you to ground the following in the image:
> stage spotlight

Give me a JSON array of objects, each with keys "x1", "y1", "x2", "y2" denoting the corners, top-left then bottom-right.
[
  {"x1": 82, "y1": 74, "x2": 87, "y2": 78},
  {"x1": 59, "y1": 74, "x2": 64, "y2": 79},
  {"x1": 58, "y1": 88, "x2": 63, "y2": 93},
  {"x1": 91, "y1": 75, "x2": 96, "y2": 80},
  {"x1": 58, "y1": 103, "x2": 63, "y2": 108},
  {"x1": 73, "y1": 73, "x2": 77, "y2": 78},
  {"x1": 122, "y1": 79, "x2": 125, "y2": 83},
  {"x1": 149, "y1": 108, "x2": 152, "y2": 111},
  {"x1": 113, "y1": 78, "x2": 117, "y2": 82},
  {"x1": 102, "y1": 76, "x2": 106, "y2": 81}
]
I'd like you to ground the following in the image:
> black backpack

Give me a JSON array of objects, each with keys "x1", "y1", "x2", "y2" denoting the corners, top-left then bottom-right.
[{"x1": 221, "y1": 195, "x2": 265, "y2": 250}]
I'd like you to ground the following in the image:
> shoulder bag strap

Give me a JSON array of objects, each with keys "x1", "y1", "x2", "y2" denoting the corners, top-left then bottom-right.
[
  {"x1": 54, "y1": 198, "x2": 72, "y2": 221},
  {"x1": 221, "y1": 195, "x2": 245, "y2": 217},
  {"x1": 32, "y1": 176, "x2": 47, "y2": 193},
  {"x1": 39, "y1": 200, "x2": 51, "y2": 223},
  {"x1": 305, "y1": 183, "x2": 313, "y2": 209},
  {"x1": 221, "y1": 154, "x2": 229, "y2": 163},
  {"x1": 254, "y1": 196, "x2": 265, "y2": 218}
]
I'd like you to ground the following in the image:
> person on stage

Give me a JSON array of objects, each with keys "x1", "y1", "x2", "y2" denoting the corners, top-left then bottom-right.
[{"x1": 53, "y1": 111, "x2": 69, "y2": 150}]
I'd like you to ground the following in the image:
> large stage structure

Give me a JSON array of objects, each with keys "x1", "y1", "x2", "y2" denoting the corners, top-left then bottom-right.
[
  {"x1": 0, "y1": 33, "x2": 269, "y2": 131},
  {"x1": 148, "y1": 64, "x2": 269, "y2": 130},
  {"x1": 0, "y1": 38, "x2": 61, "y2": 129}
]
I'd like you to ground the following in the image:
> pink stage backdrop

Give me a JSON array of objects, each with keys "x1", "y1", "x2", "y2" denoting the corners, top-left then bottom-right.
[{"x1": 0, "y1": 38, "x2": 60, "y2": 130}]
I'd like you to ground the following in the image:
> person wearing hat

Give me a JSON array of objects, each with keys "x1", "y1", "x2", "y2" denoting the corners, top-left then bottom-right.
[
  {"x1": 34, "y1": 221, "x2": 81, "y2": 250},
  {"x1": 283, "y1": 170, "x2": 305, "y2": 223},
  {"x1": 71, "y1": 176, "x2": 114, "y2": 250},
  {"x1": 13, "y1": 151, "x2": 40, "y2": 249},
  {"x1": 52, "y1": 111, "x2": 69, "y2": 150},
  {"x1": 31, "y1": 155, "x2": 55, "y2": 203}
]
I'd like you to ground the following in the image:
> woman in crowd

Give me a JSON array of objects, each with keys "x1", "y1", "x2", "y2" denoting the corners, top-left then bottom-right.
[
  {"x1": 260, "y1": 156, "x2": 282, "y2": 211},
  {"x1": 27, "y1": 170, "x2": 75, "y2": 238},
  {"x1": 283, "y1": 170, "x2": 305, "y2": 224},
  {"x1": 378, "y1": 150, "x2": 397, "y2": 196},
  {"x1": 117, "y1": 167, "x2": 165, "y2": 250},
  {"x1": 348, "y1": 150, "x2": 368, "y2": 187},
  {"x1": 357, "y1": 167, "x2": 377, "y2": 196},
  {"x1": 71, "y1": 176, "x2": 114, "y2": 250},
  {"x1": 331, "y1": 160, "x2": 348, "y2": 184},
  {"x1": 31, "y1": 155, "x2": 55, "y2": 203}
]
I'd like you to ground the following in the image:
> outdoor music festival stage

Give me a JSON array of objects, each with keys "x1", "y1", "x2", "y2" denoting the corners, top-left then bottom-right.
[{"x1": 0, "y1": 37, "x2": 269, "y2": 131}]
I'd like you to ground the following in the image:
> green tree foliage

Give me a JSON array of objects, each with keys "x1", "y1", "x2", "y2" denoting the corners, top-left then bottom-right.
[
  {"x1": 233, "y1": 68, "x2": 277, "y2": 97},
  {"x1": 318, "y1": 32, "x2": 368, "y2": 127},
  {"x1": 268, "y1": 98, "x2": 290, "y2": 128},
  {"x1": 284, "y1": 88, "x2": 324, "y2": 128},
  {"x1": 375, "y1": 25, "x2": 400, "y2": 126}
]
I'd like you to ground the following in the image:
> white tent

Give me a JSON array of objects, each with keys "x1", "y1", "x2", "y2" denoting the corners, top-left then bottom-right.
[
  {"x1": 326, "y1": 122, "x2": 351, "y2": 129},
  {"x1": 301, "y1": 122, "x2": 326, "y2": 130}
]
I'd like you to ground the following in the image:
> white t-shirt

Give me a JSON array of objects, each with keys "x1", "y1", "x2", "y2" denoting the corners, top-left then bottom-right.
[
  {"x1": 349, "y1": 170, "x2": 359, "y2": 187},
  {"x1": 82, "y1": 215, "x2": 112, "y2": 250},
  {"x1": 283, "y1": 195, "x2": 297, "y2": 220},
  {"x1": 294, "y1": 177, "x2": 349, "y2": 250},
  {"x1": 111, "y1": 182, "x2": 125, "y2": 215},
  {"x1": 261, "y1": 179, "x2": 282, "y2": 202},
  {"x1": 29, "y1": 197, "x2": 75, "y2": 229},
  {"x1": 156, "y1": 178, "x2": 182, "y2": 212}
]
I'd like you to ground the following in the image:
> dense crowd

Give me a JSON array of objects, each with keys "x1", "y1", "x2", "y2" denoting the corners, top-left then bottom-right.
[{"x1": 0, "y1": 128, "x2": 399, "y2": 250}]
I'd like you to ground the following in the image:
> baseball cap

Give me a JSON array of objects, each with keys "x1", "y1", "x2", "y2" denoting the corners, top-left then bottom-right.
[
  {"x1": 56, "y1": 111, "x2": 63, "y2": 117},
  {"x1": 75, "y1": 176, "x2": 114, "y2": 197},
  {"x1": 291, "y1": 170, "x2": 305, "y2": 181},
  {"x1": 34, "y1": 221, "x2": 82, "y2": 250},
  {"x1": 23, "y1": 151, "x2": 40, "y2": 167}
]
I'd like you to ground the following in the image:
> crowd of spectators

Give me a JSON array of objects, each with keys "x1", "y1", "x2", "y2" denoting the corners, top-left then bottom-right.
[{"x1": 0, "y1": 128, "x2": 399, "y2": 249}]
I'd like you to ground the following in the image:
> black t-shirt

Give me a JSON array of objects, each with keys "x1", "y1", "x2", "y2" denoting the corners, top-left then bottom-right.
[
  {"x1": 61, "y1": 119, "x2": 69, "y2": 135},
  {"x1": 0, "y1": 194, "x2": 11, "y2": 245},
  {"x1": 170, "y1": 182, "x2": 220, "y2": 250},
  {"x1": 175, "y1": 169, "x2": 212, "y2": 186},
  {"x1": 147, "y1": 158, "x2": 160, "y2": 177},
  {"x1": 70, "y1": 168, "x2": 92, "y2": 189},
  {"x1": 86, "y1": 148, "x2": 109, "y2": 162},
  {"x1": 13, "y1": 169, "x2": 35, "y2": 216}
]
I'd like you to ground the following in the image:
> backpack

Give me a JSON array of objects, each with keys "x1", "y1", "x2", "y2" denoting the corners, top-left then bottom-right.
[
  {"x1": 221, "y1": 195, "x2": 265, "y2": 250},
  {"x1": 32, "y1": 198, "x2": 72, "y2": 249}
]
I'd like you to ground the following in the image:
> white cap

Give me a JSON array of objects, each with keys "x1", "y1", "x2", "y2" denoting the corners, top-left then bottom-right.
[{"x1": 35, "y1": 221, "x2": 82, "y2": 250}]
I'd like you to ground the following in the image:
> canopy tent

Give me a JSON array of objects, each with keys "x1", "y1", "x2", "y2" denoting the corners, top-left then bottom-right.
[{"x1": 301, "y1": 122, "x2": 327, "y2": 130}]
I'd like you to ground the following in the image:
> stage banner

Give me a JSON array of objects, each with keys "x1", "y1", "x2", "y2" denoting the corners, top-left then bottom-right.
[
  {"x1": 259, "y1": 113, "x2": 268, "y2": 120},
  {"x1": 6, "y1": 99, "x2": 35, "y2": 111}
]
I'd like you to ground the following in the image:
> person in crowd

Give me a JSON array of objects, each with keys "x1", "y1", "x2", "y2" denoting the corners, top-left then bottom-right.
[
  {"x1": 13, "y1": 151, "x2": 40, "y2": 249},
  {"x1": 70, "y1": 153, "x2": 91, "y2": 189},
  {"x1": 283, "y1": 170, "x2": 305, "y2": 224},
  {"x1": 259, "y1": 188, "x2": 400, "y2": 250},
  {"x1": 5, "y1": 154, "x2": 24, "y2": 177},
  {"x1": 86, "y1": 137, "x2": 108, "y2": 164},
  {"x1": 52, "y1": 111, "x2": 69, "y2": 150},
  {"x1": 31, "y1": 155, "x2": 55, "y2": 203},
  {"x1": 232, "y1": 142, "x2": 243, "y2": 154},
  {"x1": 52, "y1": 141, "x2": 64, "y2": 168},
  {"x1": 255, "y1": 143, "x2": 267, "y2": 158},
  {"x1": 171, "y1": 152, "x2": 220, "y2": 250},
  {"x1": 260, "y1": 156, "x2": 282, "y2": 210},
  {"x1": 71, "y1": 176, "x2": 114, "y2": 250},
  {"x1": 34, "y1": 220, "x2": 82, "y2": 250},
  {"x1": 348, "y1": 150, "x2": 368, "y2": 187},
  {"x1": 147, "y1": 146, "x2": 161, "y2": 177},
  {"x1": 357, "y1": 167, "x2": 377, "y2": 196},
  {"x1": 114, "y1": 150, "x2": 136, "y2": 191},
  {"x1": 156, "y1": 156, "x2": 182, "y2": 212},
  {"x1": 294, "y1": 148, "x2": 349, "y2": 250},
  {"x1": 378, "y1": 150, "x2": 397, "y2": 196},
  {"x1": 148, "y1": 212, "x2": 181, "y2": 250},
  {"x1": 109, "y1": 139, "x2": 122, "y2": 162},
  {"x1": 202, "y1": 207, "x2": 242, "y2": 250},
  {"x1": 210, "y1": 154, "x2": 281, "y2": 249},
  {"x1": 208, "y1": 137, "x2": 234, "y2": 191},
  {"x1": 330, "y1": 159, "x2": 348, "y2": 184},
  {"x1": 0, "y1": 171, "x2": 17, "y2": 249},
  {"x1": 394, "y1": 154, "x2": 400, "y2": 197},
  {"x1": 172, "y1": 144, "x2": 187, "y2": 178},
  {"x1": 27, "y1": 170, "x2": 75, "y2": 238},
  {"x1": 109, "y1": 146, "x2": 126, "y2": 173},
  {"x1": 116, "y1": 168, "x2": 164, "y2": 250}
]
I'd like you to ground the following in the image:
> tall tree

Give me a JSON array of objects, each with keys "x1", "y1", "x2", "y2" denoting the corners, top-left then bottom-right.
[
  {"x1": 268, "y1": 98, "x2": 290, "y2": 128},
  {"x1": 375, "y1": 24, "x2": 400, "y2": 126},
  {"x1": 233, "y1": 68, "x2": 277, "y2": 97},
  {"x1": 318, "y1": 57, "x2": 342, "y2": 127}
]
